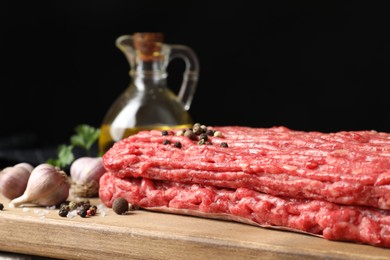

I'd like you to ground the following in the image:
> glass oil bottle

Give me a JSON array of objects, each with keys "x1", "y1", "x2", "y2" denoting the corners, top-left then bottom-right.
[{"x1": 98, "y1": 32, "x2": 199, "y2": 154}]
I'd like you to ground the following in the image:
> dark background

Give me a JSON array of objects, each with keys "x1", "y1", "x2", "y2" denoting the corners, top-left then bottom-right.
[{"x1": 1, "y1": 1, "x2": 389, "y2": 167}]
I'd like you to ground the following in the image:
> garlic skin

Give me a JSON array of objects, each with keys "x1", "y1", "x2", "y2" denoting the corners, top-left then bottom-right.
[
  {"x1": 9, "y1": 163, "x2": 70, "y2": 208},
  {"x1": 70, "y1": 157, "x2": 106, "y2": 198},
  {"x1": 14, "y1": 162, "x2": 34, "y2": 173},
  {"x1": 0, "y1": 162, "x2": 34, "y2": 200}
]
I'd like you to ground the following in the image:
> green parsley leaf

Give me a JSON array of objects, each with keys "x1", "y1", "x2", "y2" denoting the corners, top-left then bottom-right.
[
  {"x1": 70, "y1": 124, "x2": 100, "y2": 152},
  {"x1": 47, "y1": 124, "x2": 100, "y2": 169},
  {"x1": 47, "y1": 144, "x2": 74, "y2": 168}
]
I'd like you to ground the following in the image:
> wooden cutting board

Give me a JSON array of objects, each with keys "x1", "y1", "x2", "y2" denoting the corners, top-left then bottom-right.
[{"x1": 0, "y1": 193, "x2": 389, "y2": 260}]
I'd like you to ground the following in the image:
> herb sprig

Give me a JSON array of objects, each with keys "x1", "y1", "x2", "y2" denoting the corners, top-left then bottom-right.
[{"x1": 47, "y1": 124, "x2": 100, "y2": 169}]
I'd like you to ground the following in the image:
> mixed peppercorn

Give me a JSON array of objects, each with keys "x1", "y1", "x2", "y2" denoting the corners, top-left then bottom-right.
[
  {"x1": 162, "y1": 123, "x2": 228, "y2": 148},
  {"x1": 58, "y1": 200, "x2": 98, "y2": 218},
  {"x1": 0, "y1": 198, "x2": 137, "y2": 218}
]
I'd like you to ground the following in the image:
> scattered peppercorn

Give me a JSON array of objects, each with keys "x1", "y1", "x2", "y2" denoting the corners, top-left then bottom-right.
[
  {"x1": 199, "y1": 133, "x2": 208, "y2": 141},
  {"x1": 58, "y1": 206, "x2": 69, "y2": 217},
  {"x1": 192, "y1": 124, "x2": 202, "y2": 135},
  {"x1": 206, "y1": 129, "x2": 215, "y2": 136},
  {"x1": 0, "y1": 203, "x2": 4, "y2": 211},
  {"x1": 176, "y1": 130, "x2": 184, "y2": 136},
  {"x1": 78, "y1": 201, "x2": 91, "y2": 211},
  {"x1": 163, "y1": 139, "x2": 171, "y2": 145},
  {"x1": 184, "y1": 129, "x2": 196, "y2": 140},
  {"x1": 220, "y1": 142, "x2": 228, "y2": 148},
  {"x1": 112, "y1": 197, "x2": 129, "y2": 215},
  {"x1": 59, "y1": 200, "x2": 70, "y2": 209},
  {"x1": 58, "y1": 200, "x2": 98, "y2": 218},
  {"x1": 177, "y1": 123, "x2": 226, "y2": 147},
  {"x1": 78, "y1": 208, "x2": 88, "y2": 218},
  {"x1": 174, "y1": 141, "x2": 182, "y2": 148},
  {"x1": 200, "y1": 125, "x2": 207, "y2": 132},
  {"x1": 87, "y1": 207, "x2": 96, "y2": 216},
  {"x1": 161, "y1": 130, "x2": 169, "y2": 136},
  {"x1": 213, "y1": 131, "x2": 223, "y2": 137},
  {"x1": 68, "y1": 201, "x2": 77, "y2": 211}
]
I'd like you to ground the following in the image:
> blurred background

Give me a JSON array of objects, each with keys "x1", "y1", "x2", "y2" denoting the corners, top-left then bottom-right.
[{"x1": 1, "y1": 1, "x2": 390, "y2": 167}]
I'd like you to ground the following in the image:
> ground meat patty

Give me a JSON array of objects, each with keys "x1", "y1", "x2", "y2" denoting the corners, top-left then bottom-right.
[
  {"x1": 99, "y1": 172, "x2": 390, "y2": 248},
  {"x1": 102, "y1": 126, "x2": 390, "y2": 210}
]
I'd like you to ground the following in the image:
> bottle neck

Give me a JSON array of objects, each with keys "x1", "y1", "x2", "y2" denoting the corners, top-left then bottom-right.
[{"x1": 130, "y1": 60, "x2": 167, "y2": 90}]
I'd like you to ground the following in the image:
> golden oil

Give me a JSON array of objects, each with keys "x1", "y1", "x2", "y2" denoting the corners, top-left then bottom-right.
[{"x1": 98, "y1": 123, "x2": 193, "y2": 154}]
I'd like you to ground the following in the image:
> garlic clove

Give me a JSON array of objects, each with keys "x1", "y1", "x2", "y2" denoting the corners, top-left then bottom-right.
[
  {"x1": 70, "y1": 157, "x2": 106, "y2": 198},
  {"x1": 14, "y1": 162, "x2": 34, "y2": 173},
  {"x1": 0, "y1": 162, "x2": 33, "y2": 200},
  {"x1": 9, "y1": 163, "x2": 70, "y2": 208}
]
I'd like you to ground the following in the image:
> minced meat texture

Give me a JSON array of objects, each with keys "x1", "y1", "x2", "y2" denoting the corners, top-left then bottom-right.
[
  {"x1": 99, "y1": 172, "x2": 390, "y2": 248},
  {"x1": 102, "y1": 126, "x2": 390, "y2": 210}
]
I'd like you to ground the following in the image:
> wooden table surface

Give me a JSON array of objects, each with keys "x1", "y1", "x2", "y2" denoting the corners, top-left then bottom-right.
[{"x1": 0, "y1": 194, "x2": 389, "y2": 260}]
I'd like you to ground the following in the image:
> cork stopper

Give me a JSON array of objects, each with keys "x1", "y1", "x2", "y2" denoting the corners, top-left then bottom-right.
[{"x1": 133, "y1": 32, "x2": 164, "y2": 61}]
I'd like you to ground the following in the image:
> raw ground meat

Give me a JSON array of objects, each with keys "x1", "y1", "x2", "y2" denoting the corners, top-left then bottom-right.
[
  {"x1": 99, "y1": 125, "x2": 390, "y2": 248},
  {"x1": 102, "y1": 126, "x2": 390, "y2": 210},
  {"x1": 99, "y1": 172, "x2": 390, "y2": 248}
]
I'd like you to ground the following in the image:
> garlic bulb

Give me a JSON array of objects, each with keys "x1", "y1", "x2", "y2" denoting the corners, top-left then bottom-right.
[
  {"x1": 14, "y1": 162, "x2": 34, "y2": 173},
  {"x1": 0, "y1": 162, "x2": 34, "y2": 200},
  {"x1": 9, "y1": 163, "x2": 70, "y2": 208},
  {"x1": 70, "y1": 157, "x2": 106, "y2": 198}
]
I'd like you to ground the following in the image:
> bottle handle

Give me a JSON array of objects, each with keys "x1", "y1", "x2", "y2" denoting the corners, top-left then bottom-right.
[
  {"x1": 115, "y1": 35, "x2": 136, "y2": 71},
  {"x1": 169, "y1": 45, "x2": 199, "y2": 111}
]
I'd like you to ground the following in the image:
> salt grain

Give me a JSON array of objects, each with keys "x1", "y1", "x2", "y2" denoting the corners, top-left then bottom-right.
[
  {"x1": 36, "y1": 210, "x2": 46, "y2": 217},
  {"x1": 67, "y1": 210, "x2": 78, "y2": 218},
  {"x1": 97, "y1": 203, "x2": 107, "y2": 217}
]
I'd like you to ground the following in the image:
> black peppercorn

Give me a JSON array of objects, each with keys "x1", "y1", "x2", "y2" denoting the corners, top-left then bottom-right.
[
  {"x1": 58, "y1": 206, "x2": 69, "y2": 217},
  {"x1": 0, "y1": 203, "x2": 4, "y2": 211},
  {"x1": 112, "y1": 197, "x2": 129, "y2": 215},
  {"x1": 78, "y1": 208, "x2": 88, "y2": 218},
  {"x1": 174, "y1": 141, "x2": 182, "y2": 148},
  {"x1": 184, "y1": 129, "x2": 196, "y2": 140},
  {"x1": 220, "y1": 142, "x2": 228, "y2": 148},
  {"x1": 162, "y1": 130, "x2": 169, "y2": 136},
  {"x1": 206, "y1": 129, "x2": 215, "y2": 136},
  {"x1": 199, "y1": 133, "x2": 208, "y2": 141},
  {"x1": 163, "y1": 139, "x2": 171, "y2": 145}
]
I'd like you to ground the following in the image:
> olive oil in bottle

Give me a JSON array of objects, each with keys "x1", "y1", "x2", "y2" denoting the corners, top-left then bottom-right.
[
  {"x1": 99, "y1": 124, "x2": 193, "y2": 154},
  {"x1": 98, "y1": 32, "x2": 199, "y2": 154}
]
